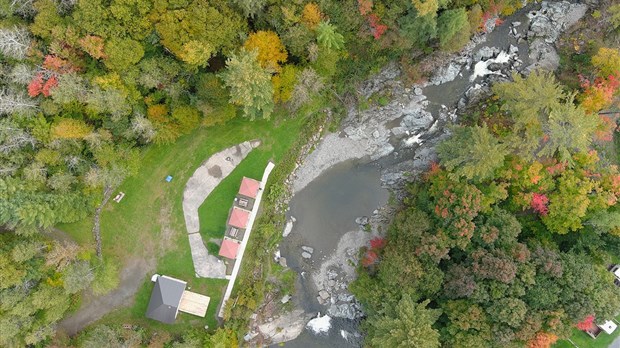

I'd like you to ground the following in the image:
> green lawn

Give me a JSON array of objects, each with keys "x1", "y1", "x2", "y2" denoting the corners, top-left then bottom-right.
[
  {"x1": 554, "y1": 316, "x2": 620, "y2": 348},
  {"x1": 58, "y1": 112, "x2": 307, "y2": 333}
]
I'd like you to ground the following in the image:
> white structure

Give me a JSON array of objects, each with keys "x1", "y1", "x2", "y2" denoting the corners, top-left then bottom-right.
[{"x1": 598, "y1": 320, "x2": 618, "y2": 335}]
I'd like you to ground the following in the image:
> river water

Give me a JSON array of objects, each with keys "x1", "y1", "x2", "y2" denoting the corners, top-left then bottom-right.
[{"x1": 276, "y1": 3, "x2": 551, "y2": 346}]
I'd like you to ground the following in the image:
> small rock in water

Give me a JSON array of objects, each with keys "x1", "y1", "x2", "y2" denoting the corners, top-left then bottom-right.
[
  {"x1": 301, "y1": 246, "x2": 314, "y2": 254},
  {"x1": 372, "y1": 130, "x2": 380, "y2": 138},
  {"x1": 319, "y1": 290, "x2": 330, "y2": 300},
  {"x1": 512, "y1": 21, "x2": 521, "y2": 27},
  {"x1": 317, "y1": 296, "x2": 325, "y2": 305},
  {"x1": 355, "y1": 216, "x2": 369, "y2": 225},
  {"x1": 328, "y1": 279, "x2": 336, "y2": 287},
  {"x1": 302, "y1": 252, "x2": 312, "y2": 259},
  {"x1": 509, "y1": 44, "x2": 519, "y2": 54},
  {"x1": 414, "y1": 87, "x2": 423, "y2": 95}
]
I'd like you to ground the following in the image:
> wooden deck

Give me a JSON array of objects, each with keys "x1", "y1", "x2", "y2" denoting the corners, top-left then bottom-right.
[{"x1": 178, "y1": 290, "x2": 210, "y2": 317}]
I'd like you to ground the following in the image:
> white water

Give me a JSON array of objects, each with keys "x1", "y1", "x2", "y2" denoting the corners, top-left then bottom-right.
[
  {"x1": 470, "y1": 51, "x2": 511, "y2": 82},
  {"x1": 306, "y1": 314, "x2": 332, "y2": 335}
]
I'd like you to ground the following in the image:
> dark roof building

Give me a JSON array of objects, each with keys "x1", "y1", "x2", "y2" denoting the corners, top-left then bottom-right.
[{"x1": 145, "y1": 275, "x2": 187, "y2": 324}]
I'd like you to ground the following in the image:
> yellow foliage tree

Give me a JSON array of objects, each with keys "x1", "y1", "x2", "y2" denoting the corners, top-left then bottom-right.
[
  {"x1": 412, "y1": 0, "x2": 438, "y2": 17},
  {"x1": 51, "y1": 118, "x2": 93, "y2": 139},
  {"x1": 591, "y1": 47, "x2": 620, "y2": 77},
  {"x1": 243, "y1": 31, "x2": 288, "y2": 73},
  {"x1": 301, "y1": 3, "x2": 322, "y2": 29},
  {"x1": 179, "y1": 40, "x2": 213, "y2": 67},
  {"x1": 147, "y1": 104, "x2": 169, "y2": 124}
]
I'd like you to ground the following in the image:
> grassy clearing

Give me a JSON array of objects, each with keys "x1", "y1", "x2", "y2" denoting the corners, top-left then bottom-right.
[{"x1": 58, "y1": 110, "x2": 307, "y2": 332}]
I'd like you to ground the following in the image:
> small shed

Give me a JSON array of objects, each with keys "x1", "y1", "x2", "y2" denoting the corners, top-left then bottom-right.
[
  {"x1": 146, "y1": 275, "x2": 187, "y2": 324},
  {"x1": 219, "y1": 238, "x2": 241, "y2": 259},
  {"x1": 238, "y1": 177, "x2": 260, "y2": 199},
  {"x1": 228, "y1": 207, "x2": 250, "y2": 229}
]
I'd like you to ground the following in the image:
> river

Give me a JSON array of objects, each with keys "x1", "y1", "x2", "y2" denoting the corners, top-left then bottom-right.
[{"x1": 272, "y1": 1, "x2": 587, "y2": 346}]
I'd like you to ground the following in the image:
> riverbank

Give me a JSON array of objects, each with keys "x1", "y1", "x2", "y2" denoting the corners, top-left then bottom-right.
[{"x1": 257, "y1": 1, "x2": 591, "y2": 346}]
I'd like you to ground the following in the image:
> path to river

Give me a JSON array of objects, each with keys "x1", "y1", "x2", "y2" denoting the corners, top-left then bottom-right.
[{"x1": 273, "y1": 2, "x2": 588, "y2": 346}]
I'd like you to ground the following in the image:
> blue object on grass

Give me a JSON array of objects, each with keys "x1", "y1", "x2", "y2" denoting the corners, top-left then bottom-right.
[{"x1": 165, "y1": 175, "x2": 173, "y2": 182}]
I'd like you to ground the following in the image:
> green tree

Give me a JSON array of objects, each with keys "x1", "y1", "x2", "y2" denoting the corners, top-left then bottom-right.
[
  {"x1": 437, "y1": 8, "x2": 470, "y2": 51},
  {"x1": 104, "y1": 37, "x2": 144, "y2": 71},
  {"x1": 230, "y1": 0, "x2": 267, "y2": 18},
  {"x1": 437, "y1": 125, "x2": 508, "y2": 181},
  {"x1": 152, "y1": 1, "x2": 244, "y2": 66},
  {"x1": 538, "y1": 97, "x2": 598, "y2": 162},
  {"x1": 492, "y1": 71, "x2": 564, "y2": 156},
  {"x1": 220, "y1": 49, "x2": 274, "y2": 120},
  {"x1": 543, "y1": 171, "x2": 595, "y2": 234},
  {"x1": 316, "y1": 21, "x2": 345, "y2": 51},
  {"x1": 486, "y1": 297, "x2": 527, "y2": 328},
  {"x1": 368, "y1": 296, "x2": 441, "y2": 348}
]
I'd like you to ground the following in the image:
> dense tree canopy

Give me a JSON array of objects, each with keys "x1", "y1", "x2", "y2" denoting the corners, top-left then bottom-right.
[{"x1": 353, "y1": 71, "x2": 620, "y2": 347}]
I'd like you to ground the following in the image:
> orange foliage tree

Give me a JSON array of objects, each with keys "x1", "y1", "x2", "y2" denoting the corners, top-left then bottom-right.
[
  {"x1": 301, "y1": 3, "x2": 322, "y2": 29},
  {"x1": 243, "y1": 31, "x2": 287, "y2": 73},
  {"x1": 527, "y1": 332, "x2": 558, "y2": 348}
]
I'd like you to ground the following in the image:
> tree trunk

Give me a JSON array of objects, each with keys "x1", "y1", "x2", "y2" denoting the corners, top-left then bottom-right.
[{"x1": 92, "y1": 185, "x2": 113, "y2": 259}]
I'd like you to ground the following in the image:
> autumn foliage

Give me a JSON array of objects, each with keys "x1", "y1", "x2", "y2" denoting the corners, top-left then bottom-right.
[
  {"x1": 362, "y1": 237, "x2": 386, "y2": 267},
  {"x1": 531, "y1": 193, "x2": 549, "y2": 216},
  {"x1": 579, "y1": 74, "x2": 620, "y2": 114},
  {"x1": 28, "y1": 73, "x2": 58, "y2": 97},
  {"x1": 243, "y1": 31, "x2": 288, "y2": 72},
  {"x1": 575, "y1": 315, "x2": 595, "y2": 330},
  {"x1": 367, "y1": 14, "x2": 388, "y2": 40},
  {"x1": 79, "y1": 35, "x2": 107, "y2": 59},
  {"x1": 301, "y1": 3, "x2": 322, "y2": 29},
  {"x1": 527, "y1": 332, "x2": 558, "y2": 348},
  {"x1": 51, "y1": 118, "x2": 93, "y2": 139}
]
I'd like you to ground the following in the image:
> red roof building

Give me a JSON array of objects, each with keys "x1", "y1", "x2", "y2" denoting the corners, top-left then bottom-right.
[
  {"x1": 239, "y1": 177, "x2": 260, "y2": 199},
  {"x1": 228, "y1": 207, "x2": 250, "y2": 229},
  {"x1": 218, "y1": 239, "x2": 240, "y2": 259}
]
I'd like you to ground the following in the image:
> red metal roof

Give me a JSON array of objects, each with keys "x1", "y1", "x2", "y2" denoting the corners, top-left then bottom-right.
[
  {"x1": 239, "y1": 177, "x2": 260, "y2": 199},
  {"x1": 228, "y1": 207, "x2": 250, "y2": 229},
  {"x1": 218, "y1": 239, "x2": 240, "y2": 259}
]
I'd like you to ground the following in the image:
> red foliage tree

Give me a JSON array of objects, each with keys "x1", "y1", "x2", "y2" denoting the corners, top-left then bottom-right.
[
  {"x1": 28, "y1": 73, "x2": 44, "y2": 97},
  {"x1": 367, "y1": 14, "x2": 388, "y2": 40},
  {"x1": 531, "y1": 193, "x2": 549, "y2": 216},
  {"x1": 43, "y1": 55, "x2": 74, "y2": 73},
  {"x1": 579, "y1": 74, "x2": 620, "y2": 116},
  {"x1": 369, "y1": 237, "x2": 386, "y2": 250},
  {"x1": 362, "y1": 250, "x2": 378, "y2": 267},
  {"x1": 576, "y1": 315, "x2": 595, "y2": 330},
  {"x1": 42, "y1": 75, "x2": 58, "y2": 97}
]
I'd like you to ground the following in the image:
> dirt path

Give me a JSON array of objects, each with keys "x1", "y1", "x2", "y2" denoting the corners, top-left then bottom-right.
[{"x1": 58, "y1": 257, "x2": 155, "y2": 336}]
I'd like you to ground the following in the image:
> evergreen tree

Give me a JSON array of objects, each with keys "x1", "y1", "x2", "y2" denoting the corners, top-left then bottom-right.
[{"x1": 437, "y1": 125, "x2": 508, "y2": 181}]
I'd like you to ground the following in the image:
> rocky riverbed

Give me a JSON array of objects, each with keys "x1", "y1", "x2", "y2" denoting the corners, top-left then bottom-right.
[{"x1": 252, "y1": 1, "x2": 591, "y2": 346}]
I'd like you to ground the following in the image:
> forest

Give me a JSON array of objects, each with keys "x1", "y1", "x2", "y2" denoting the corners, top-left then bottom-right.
[
  {"x1": 0, "y1": 0, "x2": 619, "y2": 346},
  {"x1": 351, "y1": 18, "x2": 620, "y2": 348}
]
